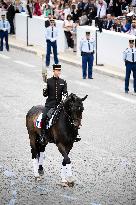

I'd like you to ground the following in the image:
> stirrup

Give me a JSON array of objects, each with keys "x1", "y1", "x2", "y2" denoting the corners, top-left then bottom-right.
[{"x1": 39, "y1": 136, "x2": 44, "y2": 145}]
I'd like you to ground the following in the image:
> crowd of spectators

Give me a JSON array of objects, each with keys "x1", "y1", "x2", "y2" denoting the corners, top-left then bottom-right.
[{"x1": 1, "y1": 0, "x2": 136, "y2": 38}]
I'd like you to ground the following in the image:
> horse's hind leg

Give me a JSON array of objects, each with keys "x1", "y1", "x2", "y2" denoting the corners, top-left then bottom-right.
[
  {"x1": 38, "y1": 145, "x2": 45, "y2": 176},
  {"x1": 29, "y1": 133, "x2": 40, "y2": 179}
]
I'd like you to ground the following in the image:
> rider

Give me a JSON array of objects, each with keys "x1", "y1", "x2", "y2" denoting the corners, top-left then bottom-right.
[
  {"x1": 40, "y1": 64, "x2": 68, "y2": 144},
  {"x1": 40, "y1": 64, "x2": 81, "y2": 145}
]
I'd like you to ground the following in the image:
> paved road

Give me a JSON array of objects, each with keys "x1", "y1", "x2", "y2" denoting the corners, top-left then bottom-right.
[{"x1": 0, "y1": 49, "x2": 136, "y2": 205}]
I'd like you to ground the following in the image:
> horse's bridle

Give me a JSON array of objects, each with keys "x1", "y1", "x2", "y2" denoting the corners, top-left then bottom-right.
[{"x1": 63, "y1": 105, "x2": 81, "y2": 128}]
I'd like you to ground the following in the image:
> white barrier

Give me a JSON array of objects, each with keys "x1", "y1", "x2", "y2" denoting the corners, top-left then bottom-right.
[
  {"x1": 15, "y1": 13, "x2": 66, "y2": 52},
  {"x1": 77, "y1": 26, "x2": 136, "y2": 69},
  {"x1": 15, "y1": 13, "x2": 136, "y2": 69}
]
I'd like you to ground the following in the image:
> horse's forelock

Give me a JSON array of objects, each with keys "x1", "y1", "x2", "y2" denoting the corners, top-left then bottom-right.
[{"x1": 64, "y1": 93, "x2": 84, "y2": 111}]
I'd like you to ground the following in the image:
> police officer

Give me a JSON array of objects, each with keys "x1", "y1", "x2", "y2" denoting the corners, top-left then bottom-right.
[
  {"x1": 80, "y1": 31, "x2": 95, "y2": 79},
  {"x1": 123, "y1": 39, "x2": 136, "y2": 93},
  {"x1": 0, "y1": 14, "x2": 10, "y2": 51},
  {"x1": 45, "y1": 19, "x2": 59, "y2": 67},
  {"x1": 40, "y1": 64, "x2": 68, "y2": 144}
]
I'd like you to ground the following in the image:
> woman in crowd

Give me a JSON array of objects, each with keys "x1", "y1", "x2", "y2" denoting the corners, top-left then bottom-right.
[
  {"x1": 63, "y1": 14, "x2": 74, "y2": 49},
  {"x1": 33, "y1": 0, "x2": 42, "y2": 16},
  {"x1": 63, "y1": 3, "x2": 71, "y2": 19},
  {"x1": 43, "y1": 3, "x2": 53, "y2": 17},
  {"x1": 72, "y1": 19, "x2": 80, "y2": 52}
]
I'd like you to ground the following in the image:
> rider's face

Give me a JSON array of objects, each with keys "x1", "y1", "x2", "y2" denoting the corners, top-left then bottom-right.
[{"x1": 53, "y1": 69, "x2": 61, "y2": 77}]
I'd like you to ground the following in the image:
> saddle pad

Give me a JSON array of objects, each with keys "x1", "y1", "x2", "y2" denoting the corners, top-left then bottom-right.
[{"x1": 34, "y1": 113, "x2": 43, "y2": 128}]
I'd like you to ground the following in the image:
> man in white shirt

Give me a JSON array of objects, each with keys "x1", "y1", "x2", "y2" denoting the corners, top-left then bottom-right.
[
  {"x1": 123, "y1": 39, "x2": 136, "y2": 93},
  {"x1": 0, "y1": 14, "x2": 10, "y2": 51},
  {"x1": 45, "y1": 18, "x2": 59, "y2": 67},
  {"x1": 97, "y1": 0, "x2": 107, "y2": 19},
  {"x1": 80, "y1": 31, "x2": 95, "y2": 79}
]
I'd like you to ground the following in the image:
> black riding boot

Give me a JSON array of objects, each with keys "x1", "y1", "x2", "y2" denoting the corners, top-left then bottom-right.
[{"x1": 40, "y1": 119, "x2": 48, "y2": 145}]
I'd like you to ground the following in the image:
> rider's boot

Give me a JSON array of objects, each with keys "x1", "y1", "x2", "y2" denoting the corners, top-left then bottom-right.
[{"x1": 40, "y1": 119, "x2": 48, "y2": 145}]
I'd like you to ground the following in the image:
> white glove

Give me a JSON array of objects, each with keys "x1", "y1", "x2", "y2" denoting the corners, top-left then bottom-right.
[{"x1": 62, "y1": 94, "x2": 67, "y2": 101}]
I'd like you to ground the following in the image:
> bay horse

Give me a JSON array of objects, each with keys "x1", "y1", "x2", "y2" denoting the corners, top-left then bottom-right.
[{"x1": 26, "y1": 93, "x2": 87, "y2": 186}]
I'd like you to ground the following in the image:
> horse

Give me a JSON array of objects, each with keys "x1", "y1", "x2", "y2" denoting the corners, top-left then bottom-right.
[{"x1": 26, "y1": 93, "x2": 87, "y2": 186}]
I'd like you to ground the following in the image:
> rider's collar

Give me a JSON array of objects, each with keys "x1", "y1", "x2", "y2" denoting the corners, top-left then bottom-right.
[{"x1": 53, "y1": 76, "x2": 59, "y2": 80}]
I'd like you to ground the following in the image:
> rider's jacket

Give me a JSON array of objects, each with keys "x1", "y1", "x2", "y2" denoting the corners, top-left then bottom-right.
[{"x1": 43, "y1": 76, "x2": 68, "y2": 107}]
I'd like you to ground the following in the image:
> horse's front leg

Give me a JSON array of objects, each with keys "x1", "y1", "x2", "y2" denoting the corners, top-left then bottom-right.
[{"x1": 57, "y1": 143, "x2": 72, "y2": 186}]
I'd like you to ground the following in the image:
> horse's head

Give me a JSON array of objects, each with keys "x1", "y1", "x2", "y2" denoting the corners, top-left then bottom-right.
[{"x1": 64, "y1": 93, "x2": 88, "y2": 128}]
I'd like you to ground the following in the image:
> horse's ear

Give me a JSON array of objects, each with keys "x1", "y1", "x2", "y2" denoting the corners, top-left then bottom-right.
[
  {"x1": 71, "y1": 94, "x2": 75, "y2": 102},
  {"x1": 69, "y1": 93, "x2": 76, "y2": 102},
  {"x1": 81, "y1": 95, "x2": 88, "y2": 101}
]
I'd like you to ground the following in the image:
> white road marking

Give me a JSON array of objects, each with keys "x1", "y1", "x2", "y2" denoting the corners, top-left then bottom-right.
[
  {"x1": 13, "y1": 60, "x2": 36, "y2": 68},
  {"x1": 0, "y1": 54, "x2": 10, "y2": 59},
  {"x1": 103, "y1": 91, "x2": 136, "y2": 104}
]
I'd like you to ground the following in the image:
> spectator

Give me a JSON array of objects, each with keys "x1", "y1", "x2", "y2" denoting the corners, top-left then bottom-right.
[
  {"x1": 121, "y1": 0, "x2": 128, "y2": 12},
  {"x1": 71, "y1": 4, "x2": 79, "y2": 22},
  {"x1": 97, "y1": 0, "x2": 107, "y2": 19},
  {"x1": 63, "y1": 3, "x2": 71, "y2": 19},
  {"x1": 6, "y1": 1, "x2": 15, "y2": 34},
  {"x1": 113, "y1": 0, "x2": 122, "y2": 17},
  {"x1": 87, "y1": 0, "x2": 97, "y2": 25},
  {"x1": 1, "y1": 0, "x2": 8, "y2": 10},
  {"x1": 59, "y1": 0, "x2": 65, "y2": 10},
  {"x1": 33, "y1": 0, "x2": 42, "y2": 16},
  {"x1": 107, "y1": 0, "x2": 114, "y2": 14},
  {"x1": 127, "y1": 19, "x2": 136, "y2": 35},
  {"x1": 26, "y1": 0, "x2": 33, "y2": 18},
  {"x1": 63, "y1": 14, "x2": 74, "y2": 49},
  {"x1": 103, "y1": 13, "x2": 113, "y2": 30},
  {"x1": 79, "y1": 11, "x2": 88, "y2": 25},
  {"x1": 77, "y1": 0, "x2": 85, "y2": 17},
  {"x1": 43, "y1": 4, "x2": 53, "y2": 17},
  {"x1": 121, "y1": 17, "x2": 131, "y2": 32},
  {"x1": 112, "y1": 17, "x2": 122, "y2": 32},
  {"x1": 83, "y1": 0, "x2": 90, "y2": 14},
  {"x1": 72, "y1": 19, "x2": 80, "y2": 52}
]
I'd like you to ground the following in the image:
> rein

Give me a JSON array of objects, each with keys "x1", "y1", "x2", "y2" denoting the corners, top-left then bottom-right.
[{"x1": 63, "y1": 107, "x2": 74, "y2": 125}]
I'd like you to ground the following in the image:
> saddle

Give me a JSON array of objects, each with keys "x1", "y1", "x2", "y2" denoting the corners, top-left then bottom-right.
[
  {"x1": 46, "y1": 104, "x2": 63, "y2": 129},
  {"x1": 34, "y1": 104, "x2": 63, "y2": 129}
]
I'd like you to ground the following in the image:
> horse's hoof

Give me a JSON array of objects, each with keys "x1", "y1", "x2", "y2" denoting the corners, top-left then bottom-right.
[
  {"x1": 35, "y1": 176, "x2": 41, "y2": 181},
  {"x1": 57, "y1": 181, "x2": 69, "y2": 187},
  {"x1": 66, "y1": 176, "x2": 75, "y2": 183},
  {"x1": 67, "y1": 181, "x2": 74, "y2": 187},
  {"x1": 38, "y1": 169, "x2": 44, "y2": 176},
  {"x1": 61, "y1": 182, "x2": 69, "y2": 187}
]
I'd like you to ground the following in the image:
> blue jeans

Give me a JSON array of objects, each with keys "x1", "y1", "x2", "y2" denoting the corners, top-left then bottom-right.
[
  {"x1": 0, "y1": 30, "x2": 9, "y2": 51},
  {"x1": 82, "y1": 54, "x2": 94, "y2": 79},
  {"x1": 46, "y1": 40, "x2": 59, "y2": 66},
  {"x1": 125, "y1": 62, "x2": 136, "y2": 92}
]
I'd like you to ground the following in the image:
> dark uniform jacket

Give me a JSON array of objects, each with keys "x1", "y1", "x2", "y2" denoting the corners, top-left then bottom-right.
[{"x1": 43, "y1": 76, "x2": 67, "y2": 107}]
